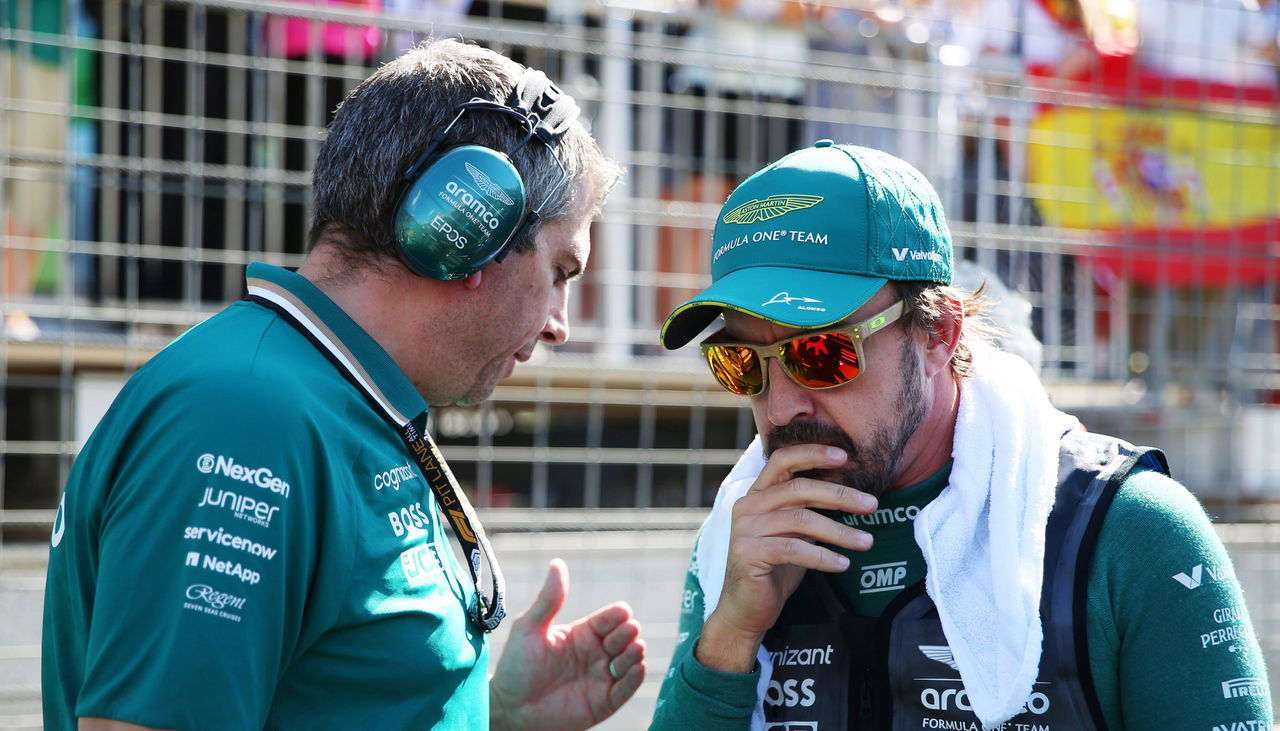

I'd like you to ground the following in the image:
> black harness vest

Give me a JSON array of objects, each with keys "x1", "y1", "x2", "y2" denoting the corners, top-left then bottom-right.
[{"x1": 760, "y1": 431, "x2": 1170, "y2": 731}]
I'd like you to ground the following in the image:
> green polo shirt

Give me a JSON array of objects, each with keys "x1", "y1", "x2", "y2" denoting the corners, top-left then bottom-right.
[{"x1": 43, "y1": 263, "x2": 488, "y2": 730}]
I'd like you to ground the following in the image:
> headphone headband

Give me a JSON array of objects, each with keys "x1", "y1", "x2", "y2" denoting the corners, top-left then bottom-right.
[{"x1": 506, "y1": 69, "x2": 580, "y2": 145}]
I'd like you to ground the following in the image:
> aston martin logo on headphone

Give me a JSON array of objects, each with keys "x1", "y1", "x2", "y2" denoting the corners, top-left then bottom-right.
[
  {"x1": 465, "y1": 162, "x2": 516, "y2": 206},
  {"x1": 721, "y1": 194, "x2": 823, "y2": 225}
]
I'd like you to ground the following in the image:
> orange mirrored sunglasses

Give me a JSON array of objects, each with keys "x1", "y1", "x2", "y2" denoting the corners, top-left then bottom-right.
[{"x1": 699, "y1": 301, "x2": 905, "y2": 396}]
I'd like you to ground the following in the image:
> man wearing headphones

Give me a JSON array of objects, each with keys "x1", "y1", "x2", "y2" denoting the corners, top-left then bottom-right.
[{"x1": 42, "y1": 39, "x2": 644, "y2": 730}]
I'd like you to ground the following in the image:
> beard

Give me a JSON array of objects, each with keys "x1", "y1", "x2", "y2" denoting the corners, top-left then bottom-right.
[{"x1": 763, "y1": 338, "x2": 927, "y2": 498}]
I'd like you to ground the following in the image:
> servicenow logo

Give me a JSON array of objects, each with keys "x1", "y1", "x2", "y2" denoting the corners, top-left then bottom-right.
[{"x1": 198, "y1": 453, "x2": 291, "y2": 498}]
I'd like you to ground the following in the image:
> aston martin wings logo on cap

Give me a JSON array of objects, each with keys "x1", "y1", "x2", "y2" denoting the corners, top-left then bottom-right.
[
  {"x1": 721, "y1": 194, "x2": 823, "y2": 225},
  {"x1": 465, "y1": 162, "x2": 516, "y2": 206}
]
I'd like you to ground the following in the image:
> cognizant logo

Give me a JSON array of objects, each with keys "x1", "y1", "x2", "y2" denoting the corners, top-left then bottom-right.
[
  {"x1": 374, "y1": 462, "x2": 418, "y2": 492},
  {"x1": 198, "y1": 454, "x2": 290, "y2": 498}
]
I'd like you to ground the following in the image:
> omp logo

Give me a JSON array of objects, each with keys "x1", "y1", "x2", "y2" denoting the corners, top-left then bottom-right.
[
  {"x1": 762, "y1": 292, "x2": 823, "y2": 307},
  {"x1": 1173, "y1": 563, "x2": 1234, "y2": 589},
  {"x1": 465, "y1": 162, "x2": 515, "y2": 205},
  {"x1": 860, "y1": 561, "x2": 907, "y2": 594},
  {"x1": 198, "y1": 454, "x2": 291, "y2": 498},
  {"x1": 919, "y1": 645, "x2": 960, "y2": 671},
  {"x1": 920, "y1": 687, "x2": 1050, "y2": 715},
  {"x1": 891, "y1": 247, "x2": 944, "y2": 263},
  {"x1": 1222, "y1": 678, "x2": 1268, "y2": 699},
  {"x1": 374, "y1": 461, "x2": 418, "y2": 492},
  {"x1": 184, "y1": 583, "x2": 246, "y2": 610},
  {"x1": 722, "y1": 195, "x2": 823, "y2": 225}
]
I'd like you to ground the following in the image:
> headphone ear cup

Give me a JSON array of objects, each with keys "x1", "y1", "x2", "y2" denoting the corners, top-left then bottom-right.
[{"x1": 391, "y1": 145, "x2": 527, "y2": 280}]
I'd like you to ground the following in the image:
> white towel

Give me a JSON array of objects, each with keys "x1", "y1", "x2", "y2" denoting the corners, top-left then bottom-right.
[
  {"x1": 694, "y1": 344, "x2": 1078, "y2": 730},
  {"x1": 915, "y1": 344, "x2": 1078, "y2": 728}
]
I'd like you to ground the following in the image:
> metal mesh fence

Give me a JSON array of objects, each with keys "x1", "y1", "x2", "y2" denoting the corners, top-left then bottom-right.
[{"x1": 2, "y1": 0, "x2": 1278, "y2": 727}]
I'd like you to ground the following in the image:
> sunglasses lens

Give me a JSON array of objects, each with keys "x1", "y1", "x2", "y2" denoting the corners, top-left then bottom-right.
[
  {"x1": 704, "y1": 345, "x2": 764, "y2": 395},
  {"x1": 780, "y1": 332, "x2": 861, "y2": 388}
]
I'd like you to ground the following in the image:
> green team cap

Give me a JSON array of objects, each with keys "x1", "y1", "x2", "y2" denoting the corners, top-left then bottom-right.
[{"x1": 660, "y1": 140, "x2": 953, "y2": 349}]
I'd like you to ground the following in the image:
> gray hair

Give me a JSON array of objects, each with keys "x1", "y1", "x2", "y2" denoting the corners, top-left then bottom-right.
[{"x1": 309, "y1": 38, "x2": 620, "y2": 264}]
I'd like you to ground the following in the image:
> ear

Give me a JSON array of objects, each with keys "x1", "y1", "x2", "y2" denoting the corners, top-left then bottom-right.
[
  {"x1": 462, "y1": 270, "x2": 483, "y2": 290},
  {"x1": 922, "y1": 296, "x2": 963, "y2": 378}
]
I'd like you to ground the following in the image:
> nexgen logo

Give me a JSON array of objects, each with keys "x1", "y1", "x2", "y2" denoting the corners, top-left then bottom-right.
[{"x1": 198, "y1": 454, "x2": 291, "y2": 498}]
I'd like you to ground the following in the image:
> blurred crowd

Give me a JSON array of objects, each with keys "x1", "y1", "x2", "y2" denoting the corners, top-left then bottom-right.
[{"x1": 4, "y1": 0, "x2": 1279, "y2": 340}]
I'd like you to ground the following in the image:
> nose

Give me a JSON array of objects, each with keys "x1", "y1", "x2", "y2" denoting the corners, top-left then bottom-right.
[
  {"x1": 762, "y1": 358, "x2": 814, "y2": 426},
  {"x1": 540, "y1": 287, "x2": 570, "y2": 346}
]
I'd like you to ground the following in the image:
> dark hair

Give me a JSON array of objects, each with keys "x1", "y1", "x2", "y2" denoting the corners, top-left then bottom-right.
[
  {"x1": 893, "y1": 280, "x2": 1002, "y2": 380},
  {"x1": 308, "y1": 38, "x2": 620, "y2": 266}
]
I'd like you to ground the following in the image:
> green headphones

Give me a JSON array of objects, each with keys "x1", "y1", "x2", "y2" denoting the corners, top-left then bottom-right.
[{"x1": 388, "y1": 69, "x2": 580, "y2": 280}]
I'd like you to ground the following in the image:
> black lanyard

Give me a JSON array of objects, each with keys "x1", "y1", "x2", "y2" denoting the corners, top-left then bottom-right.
[
  {"x1": 395, "y1": 418, "x2": 506, "y2": 632},
  {"x1": 246, "y1": 290, "x2": 506, "y2": 633}
]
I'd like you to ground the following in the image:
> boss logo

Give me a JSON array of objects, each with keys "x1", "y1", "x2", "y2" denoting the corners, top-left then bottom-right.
[{"x1": 765, "y1": 678, "x2": 817, "y2": 708}]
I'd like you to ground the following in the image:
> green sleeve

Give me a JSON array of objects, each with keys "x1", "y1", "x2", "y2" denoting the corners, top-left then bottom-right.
[
  {"x1": 649, "y1": 542, "x2": 761, "y2": 731},
  {"x1": 76, "y1": 376, "x2": 352, "y2": 729},
  {"x1": 1087, "y1": 469, "x2": 1273, "y2": 730}
]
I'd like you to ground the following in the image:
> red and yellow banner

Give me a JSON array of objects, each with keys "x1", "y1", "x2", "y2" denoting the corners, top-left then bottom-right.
[{"x1": 1028, "y1": 104, "x2": 1280, "y2": 286}]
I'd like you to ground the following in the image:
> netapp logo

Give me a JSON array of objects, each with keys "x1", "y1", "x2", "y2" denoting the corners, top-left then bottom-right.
[
  {"x1": 198, "y1": 454, "x2": 291, "y2": 498},
  {"x1": 185, "y1": 551, "x2": 261, "y2": 585}
]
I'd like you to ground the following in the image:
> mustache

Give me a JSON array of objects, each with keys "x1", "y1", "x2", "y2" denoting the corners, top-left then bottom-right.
[{"x1": 765, "y1": 420, "x2": 858, "y2": 460}]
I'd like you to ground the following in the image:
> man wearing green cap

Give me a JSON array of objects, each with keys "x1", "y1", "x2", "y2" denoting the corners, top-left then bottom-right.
[{"x1": 651, "y1": 141, "x2": 1272, "y2": 730}]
